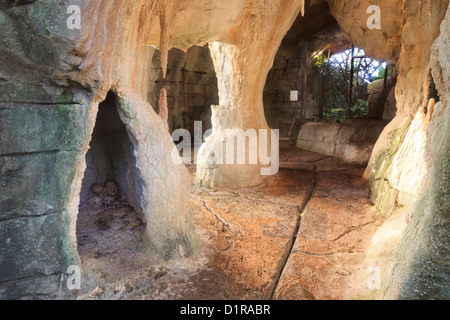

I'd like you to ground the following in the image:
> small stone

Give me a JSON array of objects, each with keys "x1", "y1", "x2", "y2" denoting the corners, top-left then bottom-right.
[
  {"x1": 87, "y1": 195, "x2": 102, "y2": 206},
  {"x1": 89, "y1": 286, "x2": 103, "y2": 298}
]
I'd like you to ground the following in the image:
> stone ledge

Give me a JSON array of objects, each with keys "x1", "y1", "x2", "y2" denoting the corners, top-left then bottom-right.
[{"x1": 296, "y1": 120, "x2": 387, "y2": 165}]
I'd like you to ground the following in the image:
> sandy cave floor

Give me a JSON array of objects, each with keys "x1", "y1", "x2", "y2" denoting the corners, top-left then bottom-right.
[{"x1": 75, "y1": 140, "x2": 383, "y2": 300}]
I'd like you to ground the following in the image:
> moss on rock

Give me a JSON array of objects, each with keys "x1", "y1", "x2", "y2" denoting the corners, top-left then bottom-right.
[
  {"x1": 385, "y1": 106, "x2": 450, "y2": 299},
  {"x1": 369, "y1": 121, "x2": 410, "y2": 216}
]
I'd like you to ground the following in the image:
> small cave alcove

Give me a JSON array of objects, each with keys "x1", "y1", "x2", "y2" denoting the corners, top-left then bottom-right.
[{"x1": 77, "y1": 91, "x2": 147, "y2": 275}]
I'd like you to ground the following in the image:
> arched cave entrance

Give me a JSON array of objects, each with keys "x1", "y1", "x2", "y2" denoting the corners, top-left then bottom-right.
[
  {"x1": 264, "y1": 1, "x2": 397, "y2": 167},
  {"x1": 258, "y1": 1, "x2": 400, "y2": 300},
  {"x1": 149, "y1": 45, "x2": 218, "y2": 136},
  {"x1": 148, "y1": 45, "x2": 219, "y2": 167},
  {"x1": 77, "y1": 91, "x2": 147, "y2": 278}
]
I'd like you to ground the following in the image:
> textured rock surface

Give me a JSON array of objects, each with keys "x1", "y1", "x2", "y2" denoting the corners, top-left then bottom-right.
[
  {"x1": 384, "y1": 5, "x2": 450, "y2": 299},
  {"x1": 197, "y1": 1, "x2": 305, "y2": 188},
  {"x1": 363, "y1": 0, "x2": 449, "y2": 181},
  {"x1": 0, "y1": 2, "x2": 93, "y2": 294},
  {"x1": 148, "y1": 46, "x2": 218, "y2": 134},
  {"x1": 325, "y1": 0, "x2": 449, "y2": 299},
  {"x1": 327, "y1": 0, "x2": 404, "y2": 61},
  {"x1": 274, "y1": 168, "x2": 381, "y2": 300},
  {"x1": 0, "y1": 0, "x2": 449, "y2": 300},
  {"x1": 367, "y1": 77, "x2": 397, "y2": 121}
]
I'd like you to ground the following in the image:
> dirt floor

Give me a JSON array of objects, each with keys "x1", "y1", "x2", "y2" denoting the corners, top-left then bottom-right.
[{"x1": 75, "y1": 139, "x2": 383, "y2": 300}]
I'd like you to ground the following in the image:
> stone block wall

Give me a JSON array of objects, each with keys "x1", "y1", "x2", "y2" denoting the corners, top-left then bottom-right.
[
  {"x1": 296, "y1": 120, "x2": 388, "y2": 165},
  {"x1": 148, "y1": 46, "x2": 218, "y2": 135},
  {"x1": 263, "y1": 52, "x2": 319, "y2": 136}
]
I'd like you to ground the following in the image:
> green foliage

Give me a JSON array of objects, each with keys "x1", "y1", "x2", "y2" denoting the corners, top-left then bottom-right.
[
  {"x1": 323, "y1": 108, "x2": 346, "y2": 123},
  {"x1": 312, "y1": 47, "x2": 381, "y2": 122},
  {"x1": 313, "y1": 55, "x2": 348, "y2": 115},
  {"x1": 351, "y1": 99, "x2": 369, "y2": 118},
  {"x1": 371, "y1": 64, "x2": 389, "y2": 82},
  {"x1": 314, "y1": 55, "x2": 328, "y2": 70}
]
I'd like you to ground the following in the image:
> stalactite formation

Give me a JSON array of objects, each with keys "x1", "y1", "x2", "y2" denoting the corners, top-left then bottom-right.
[{"x1": 159, "y1": 88, "x2": 169, "y2": 131}]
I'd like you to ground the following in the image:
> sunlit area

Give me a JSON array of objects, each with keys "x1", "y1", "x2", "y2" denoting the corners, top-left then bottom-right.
[{"x1": 312, "y1": 47, "x2": 392, "y2": 122}]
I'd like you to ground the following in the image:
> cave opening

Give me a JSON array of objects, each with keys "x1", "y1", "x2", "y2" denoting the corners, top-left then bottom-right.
[
  {"x1": 264, "y1": 1, "x2": 354, "y2": 139},
  {"x1": 426, "y1": 68, "x2": 440, "y2": 112},
  {"x1": 76, "y1": 91, "x2": 147, "y2": 277},
  {"x1": 312, "y1": 47, "x2": 396, "y2": 122},
  {"x1": 264, "y1": 1, "x2": 396, "y2": 167},
  {"x1": 257, "y1": 2, "x2": 402, "y2": 300},
  {"x1": 148, "y1": 45, "x2": 219, "y2": 167},
  {"x1": 149, "y1": 45, "x2": 219, "y2": 137}
]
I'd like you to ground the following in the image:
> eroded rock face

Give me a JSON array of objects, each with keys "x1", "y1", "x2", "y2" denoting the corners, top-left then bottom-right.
[
  {"x1": 148, "y1": 46, "x2": 218, "y2": 135},
  {"x1": 327, "y1": 0, "x2": 404, "y2": 61},
  {"x1": 325, "y1": 0, "x2": 449, "y2": 299},
  {"x1": 361, "y1": 0, "x2": 449, "y2": 200},
  {"x1": 0, "y1": 0, "x2": 449, "y2": 300},
  {"x1": 367, "y1": 76, "x2": 397, "y2": 121},
  {"x1": 384, "y1": 4, "x2": 450, "y2": 299},
  {"x1": 196, "y1": 1, "x2": 305, "y2": 188}
]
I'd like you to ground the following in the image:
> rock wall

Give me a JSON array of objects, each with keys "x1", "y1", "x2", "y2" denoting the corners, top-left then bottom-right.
[
  {"x1": 326, "y1": 0, "x2": 450, "y2": 299},
  {"x1": 264, "y1": 42, "x2": 313, "y2": 135},
  {"x1": 0, "y1": 0, "x2": 449, "y2": 300},
  {"x1": 367, "y1": 77, "x2": 397, "y2": 121},
  {"x1": 0, "y1": 0, "x2": 250, "y2": 299},
  {"x1": 196, "y1": 0, "x2": 306, "y2": 188},
  {"x1": 356, "y1": 0, "x2": 449, "y2": 204},
  {"x1": 0, "y1": 1, "x2": 93, "y2": 299},
  {"x1": 148, "y1": 46, "x2": 218, "y2": 135},
  {"x1": 384, "y1": 4, "x2": 450, "y2": 299}
]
